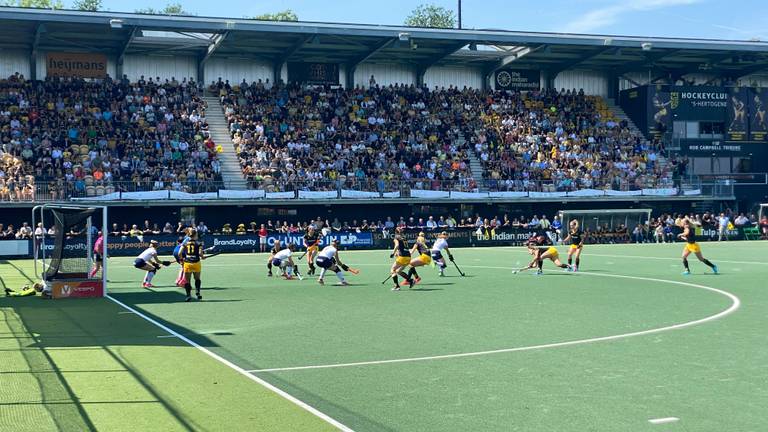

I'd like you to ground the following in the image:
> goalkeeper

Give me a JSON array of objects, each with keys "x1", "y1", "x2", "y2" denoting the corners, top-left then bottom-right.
[
  {"x1": 4, "y1": 282, "x2": 44, "y2": 297},
  {"x1": 134, "y1": 240, "x2": 170, "y2": 289},
  {"x1": 430, "y1": 231, "x2": 454, "y2": 277}
]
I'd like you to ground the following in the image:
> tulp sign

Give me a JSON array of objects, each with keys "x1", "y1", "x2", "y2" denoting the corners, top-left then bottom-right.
[{"x1": 47, "y1": 52, "x2": 108, "y2": 79}]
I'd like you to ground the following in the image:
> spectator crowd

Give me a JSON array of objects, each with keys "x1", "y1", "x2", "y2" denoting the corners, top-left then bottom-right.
[
  {"x1": 1, "y1": 73, "x2": 222, "y2": 202},
  {"x1": 215, "y1": 77, "x2": 670, "y2": 193}
]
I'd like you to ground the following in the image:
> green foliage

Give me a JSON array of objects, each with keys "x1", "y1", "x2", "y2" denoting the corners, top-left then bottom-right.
[
  {"x1": 254, "y1": 9, "x2": 298, "y2": 22},
  {"x1": 135, "y1": 2, "x2": 188, "y2": 15},
  {"x1": 404, "y1": 3, "x2": 456, "y2": 28},
  {"x1": 72, "y1": 0, "x2": 100, "y2": 11},
  {"x1": 3, "y1": 0, "x2": 64, "y2": 9}
]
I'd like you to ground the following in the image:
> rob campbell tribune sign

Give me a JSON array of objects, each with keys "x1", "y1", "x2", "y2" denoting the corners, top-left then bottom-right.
[{"x1": 46, "y1": 52, "x2": 108, "y2": 79}]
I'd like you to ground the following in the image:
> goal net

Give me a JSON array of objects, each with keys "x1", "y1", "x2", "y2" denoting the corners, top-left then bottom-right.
[
  {"x1": 557, "y1": 209, "x2": 652, "y2": 244},
  {"x1": 32, "y1": 204, "x2": 108, "y2": 298}
]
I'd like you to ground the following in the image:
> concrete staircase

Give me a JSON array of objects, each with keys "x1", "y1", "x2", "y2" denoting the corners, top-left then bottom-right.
[
  {"x1": 458, "y1": 135, "x2": 486, "y2": 190},
  {"x1": 605, "y1": 97, "x2": 647, "y2": 139},
  {"x1": 606, "y1": 97, "x2": 674, "y2": 186},
  {"x1": 203, "y1": 96, "x2": 248, "y2": 190}
]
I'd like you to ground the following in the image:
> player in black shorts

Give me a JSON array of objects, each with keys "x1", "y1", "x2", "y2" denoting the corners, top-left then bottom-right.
[
  {"x1": 563, "y1": 220, "x2": 587, "y2": 272},
  {"x1": 303, "y1": 227, "x2": 321, "y2": 276}
]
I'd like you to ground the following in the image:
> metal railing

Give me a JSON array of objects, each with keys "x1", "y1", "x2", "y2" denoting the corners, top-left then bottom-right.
[{"x1": 0, "y1": 175, "x2": 733, "y2": 203}]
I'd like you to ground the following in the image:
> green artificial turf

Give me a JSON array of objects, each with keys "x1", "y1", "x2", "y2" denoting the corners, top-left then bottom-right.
[{"x1": 2, "y1": 242, "x2": 767, "y2": 431}]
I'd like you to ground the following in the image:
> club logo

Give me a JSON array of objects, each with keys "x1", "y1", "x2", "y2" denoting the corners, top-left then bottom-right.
[
  {"x1": 496, "y1": 71, "x2": 512, "y2": 88},
  {"x1": 61, "y1": 285, "x2": 71, "y2": 297},
  {"x1": 670, "y1": 92, "x2": 679, "y2": 109}
]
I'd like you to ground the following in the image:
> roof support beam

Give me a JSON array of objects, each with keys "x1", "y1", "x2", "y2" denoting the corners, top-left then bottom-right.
[
  {"x1": 611, "y1": 49, "x2": 681, "y2": 76},
  {"x1": 416, "y1": 41, "x2": 468, "y2": 86},
  {"x1": 548, "y1": 46, "x2": 613, "y2": 79},
  {"x1": 273, "y1": 34, "x2": 313, "y2": 86},
  {"x1": 30, "y1": 23, "x2": 44, "y2": 80},
  {"x1": 346, "y1": 37, "x2": 397, "y2": 88},
  {"x1": 277, "y1": 34, "x2": 313, "y2": 65},
  {"x1": 199, "y1": 31, "x2": 229, "y2": 85},
  {"x1": 201, "y1": 31, "x2": 228, "y2": 65},
  {"x1": 116, "y1": 27, "x2": 138, "y2": 80},
  {"x1": 734, "y1": 62, "x2": 768, "y2": 79}
]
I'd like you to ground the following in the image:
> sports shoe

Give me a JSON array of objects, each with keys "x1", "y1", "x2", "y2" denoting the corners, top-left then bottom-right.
[
  {"x1": 339, "y1": 281, "x2": 349, "y2": 286},
  {"x1": 439, "y1": 272, "x2": 445, "y2": 277},
  {"x1": 4, "y1": 288, "x2": 12, "y2": 296},
  {"x1": 267, "y1": 271, "x2": 273, "y2": 277},
  {"x1": 535, "y1": 270, "x2": 543, "y2": 275},
  {"x1": 318, "y1": 278, "x2": 325, "y2": 285},
  {"x1": 142, "y1": 283, "x2": 153, "y2": 288},
  {"x1": 196, "y1": 292, "x2": 202, "y2": 300},
  {"x1": 682, "y1": 270, "x2": 691, "y2": 276},
  {"x1": 400, "y1": 279, "x2": 410, "y2": 286},
  {"x1": 408, "y1": 278, "x2": 416, "y2": 289},
  {"x1": 185, "y1": 296, "x2": 192, "y2": 302},
  {"x1": 391, "y1": 286, "x2": 400, "y2": 291},
  {"x1": 712, "y1": 265, "x2": 719, "y2": 275},
  {"x1": 574, "y1": 267, "x2": 579, "y2": 273},
  {"x1": 413, "y1": 277, "x2": 421, "y2": 285}
]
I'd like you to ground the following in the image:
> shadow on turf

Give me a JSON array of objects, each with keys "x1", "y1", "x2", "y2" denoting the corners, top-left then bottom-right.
[
  {"x1": 113, "y1": 290, "x2": 243, "y2": 305},
  {"x1": 0, "y1": 296, "x2": 208, "y2": 431}
]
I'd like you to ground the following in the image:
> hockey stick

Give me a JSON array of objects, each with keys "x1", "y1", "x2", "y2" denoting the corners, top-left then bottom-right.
[
  {"x1": 450, "y1": 259, "x2": 466, "y2": 277},
  {"x1": 381, "y1": 273, "x2": 393, "y2": 284}
]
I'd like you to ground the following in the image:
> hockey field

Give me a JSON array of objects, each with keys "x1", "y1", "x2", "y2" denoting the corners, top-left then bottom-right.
[{"x1": 1, "y1": 242, "x2": 766, "y2": 431}]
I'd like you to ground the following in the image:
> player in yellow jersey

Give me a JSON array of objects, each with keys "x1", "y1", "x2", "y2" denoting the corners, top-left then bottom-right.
[
  {"x1": 389, "y1": 227, "x2": 414, "y2": 291},
  {"x1": 402, "y1": 232, "x2": 432, "y2": 286},
  {"x1": 678, "y1": 219, "x2": 718, "y2": 275}
]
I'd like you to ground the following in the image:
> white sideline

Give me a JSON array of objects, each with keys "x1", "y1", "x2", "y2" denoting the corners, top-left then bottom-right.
[
  {"x1": 247, "y1": 270, "x2": 740, "y2": 373},
  {"x1": 105, "y1": 295, "x2": 354, "y2": 432}
]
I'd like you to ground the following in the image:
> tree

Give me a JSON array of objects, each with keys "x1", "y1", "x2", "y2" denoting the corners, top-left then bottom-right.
[
  {"x1": 72, "y1": 0, "x2": 101, "y2": 11},
  {"x1": 404, "y1": 4, "x2": 456, "y2": 29},
  {"x1": 254, "y1": 9, "x2": 298, "y2": 22},
  {"x1": 3, "y1": 0, "x2": 64, "y2": 8},
  {"x1": 135, "y1": 2, "x2": 189, "y2": 15}
]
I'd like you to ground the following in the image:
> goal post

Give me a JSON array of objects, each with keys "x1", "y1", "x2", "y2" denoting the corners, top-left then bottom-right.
[
  {"x1": 557, "y1": 209, "x2": 652, "y2": 243},
  {"x1": 32, "y1": 204, "x2": 108, "y2": 299}
]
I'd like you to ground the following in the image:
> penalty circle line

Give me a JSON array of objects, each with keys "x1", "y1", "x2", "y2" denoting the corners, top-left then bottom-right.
[{"x1": 247, "y1": 268, "x2": 740, "y2": 374}]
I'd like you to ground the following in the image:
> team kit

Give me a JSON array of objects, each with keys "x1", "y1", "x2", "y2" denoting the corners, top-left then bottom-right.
[{"x1": 88, "y1": 219, "x2": 718, "y2": 301}]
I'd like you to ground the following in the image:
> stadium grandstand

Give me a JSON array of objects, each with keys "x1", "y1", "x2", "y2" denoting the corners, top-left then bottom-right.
[{"x1": 1, "y1": 6, "x2": 768, "y2": 432}]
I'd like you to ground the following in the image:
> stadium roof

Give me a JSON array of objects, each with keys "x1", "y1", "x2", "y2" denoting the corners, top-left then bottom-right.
[{"x1": 1, "y1": 7, "x2": 768, "y2": 79}]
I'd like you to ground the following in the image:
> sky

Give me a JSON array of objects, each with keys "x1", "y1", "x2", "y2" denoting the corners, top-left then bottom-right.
[{"x1": 98, "y1": 0, "x2": 768, "y2": 41}]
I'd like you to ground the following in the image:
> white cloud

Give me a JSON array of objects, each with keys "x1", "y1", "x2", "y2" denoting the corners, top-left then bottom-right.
[{"x1": 563, "y1": 0, "x2": 702, "y2": 33}]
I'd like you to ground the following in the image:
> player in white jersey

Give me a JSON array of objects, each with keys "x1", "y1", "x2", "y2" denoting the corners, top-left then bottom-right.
[
  {"x1": 315, "y1": 239, "x2": 359, "y2": 286},
  {"x1": 133, "y1": 240, "x2": 170, "y2": 288},
  {"x1": 430, "y1": 231, "x2": 454, "y2": 276},
  {"x1": 271, "y1": 244, "x2": 299, "y2": 279}
]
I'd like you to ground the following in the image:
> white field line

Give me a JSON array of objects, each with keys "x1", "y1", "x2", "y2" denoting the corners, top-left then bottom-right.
[
  {"x1": 247, "y1": 269, "x2": 740, "y2": 373},
  {"x1": 105, "y1": 295, "x2": 354, "y2": 432},
  {"x1": 583, "y1": 253, "x2": 767, "y2": 266},
  {"x1": 648, "y1": 417, "x2": 680, "y2": 424}
]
